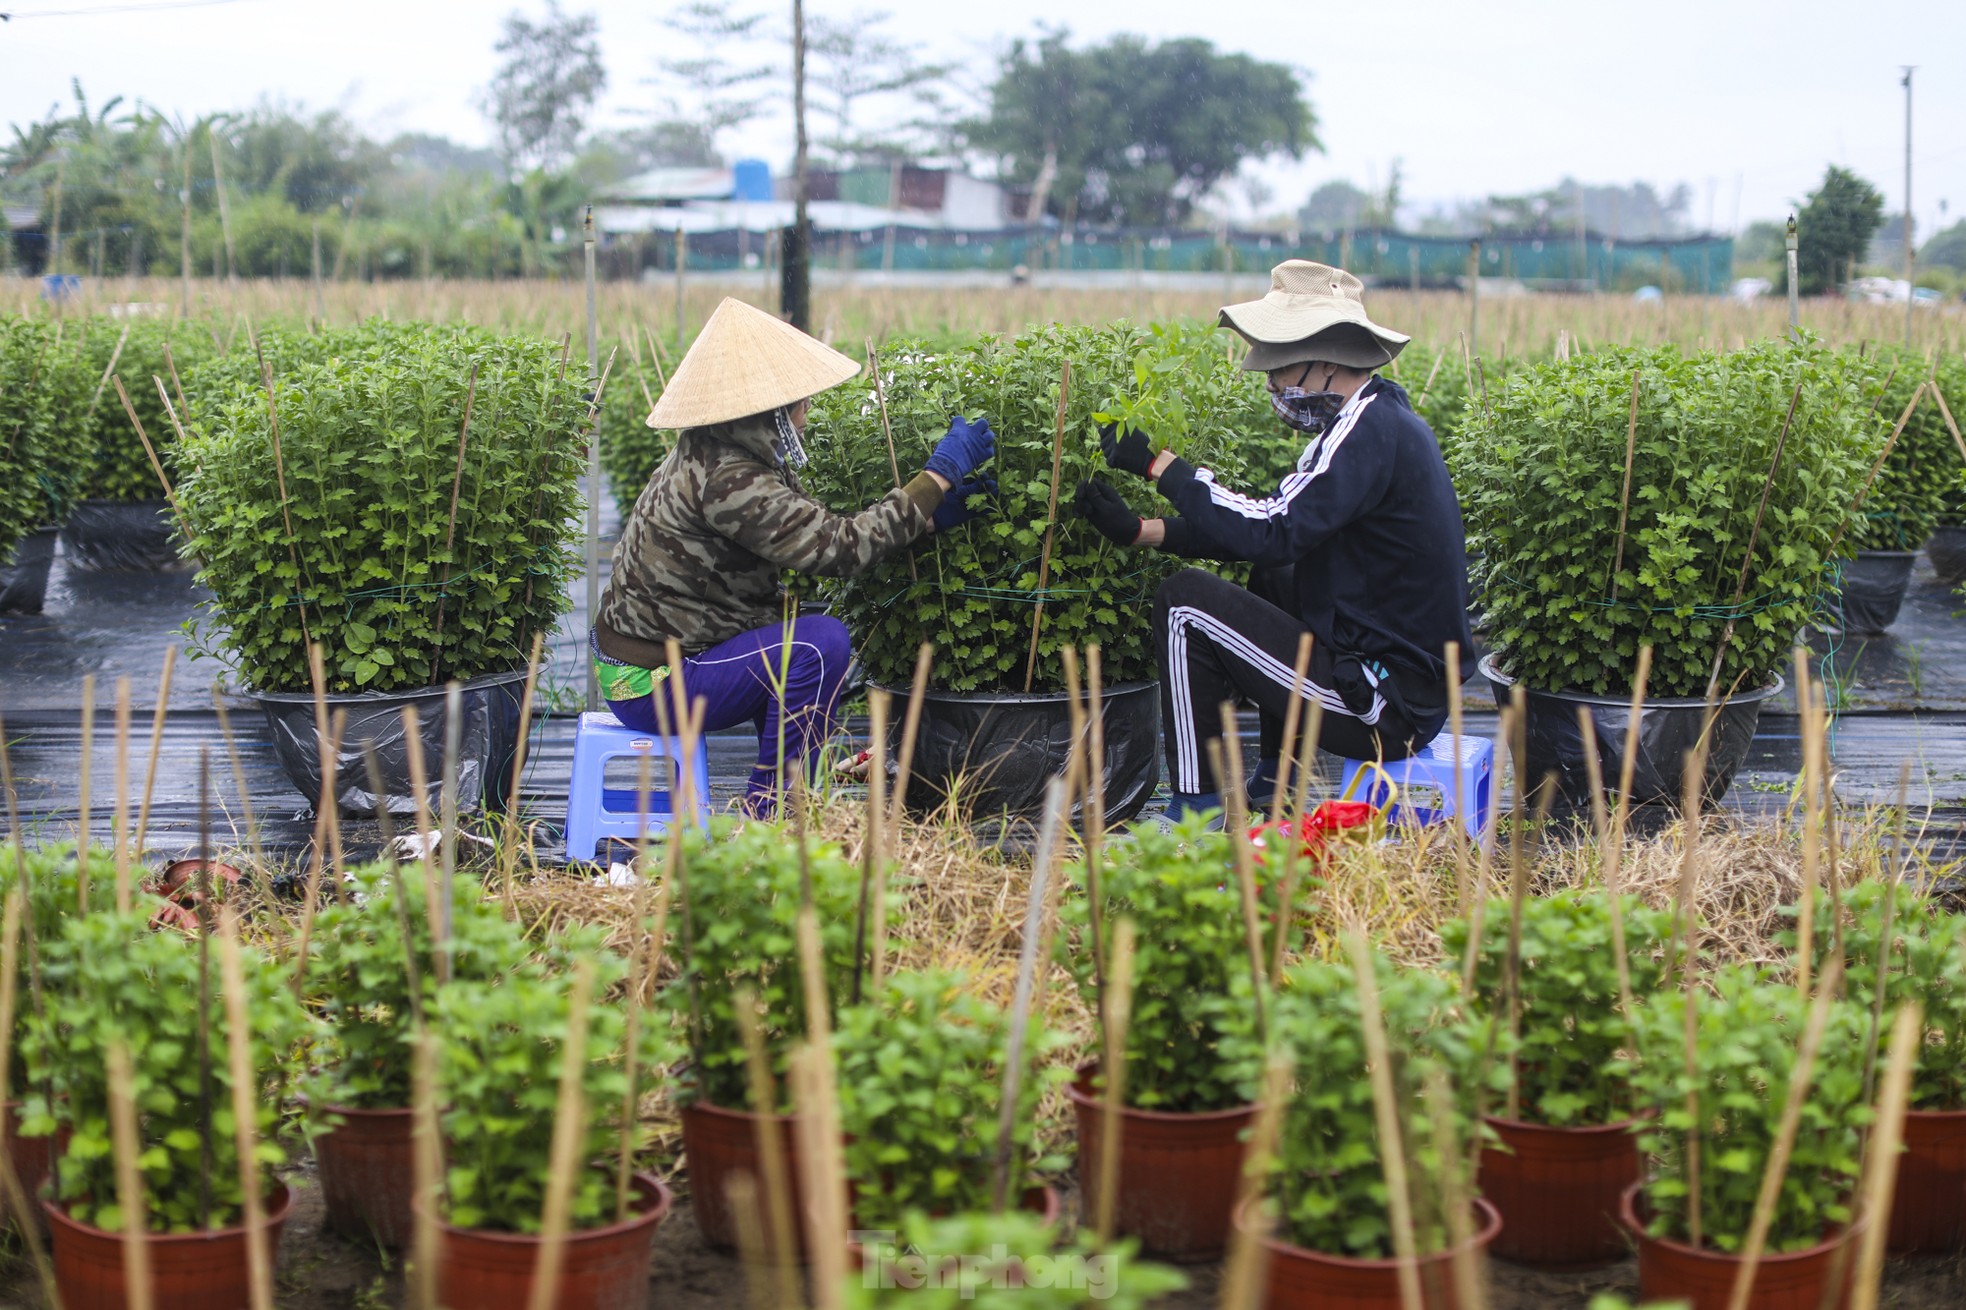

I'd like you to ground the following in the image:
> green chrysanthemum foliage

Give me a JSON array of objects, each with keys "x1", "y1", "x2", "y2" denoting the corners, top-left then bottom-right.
[
  {"x1": 597, "y1": 348, "x2": 672, "y2": 519},
  {"x1": 834, "y1": 969, "x2": 1065, "y2": 1229},
  {"x1": 1246, "y1": 952, "x2": 1508, "y2": 1259},
  {"x1": 303, "y1": 862, "x2": 532, "y2": 1111},
  {"x1": 0, "y1": 316, "x2": 94, "y2": 551},
  {"x1": 1913, "y1": 352, "x2": 1966, "y2": 528},
  {"x1": 1058, "y1": 814, "x2": 1264, "y2": 1113},
  {"x1": 1443, "y1": 889, "x2": 1673, "y2": 1126},
  {"x1": 665, "y1": 817, "x2": 875, "y2": 1110},
  {"x1": 179, "y1": 319, "x2": 442, "y2": 414},
  {"x1": 175, "y1": 324, "x2": 586, "y2": 693},
  {"x1": 1628, "y1": 966, "x2": 1872, "y2": 1253},
  {"x1": 800, "y1": 322, "x2": 1260, "y2": 692},
  {"x1": 1844, "y1": 346, "x2": 1958, "y2": 552},
  {"x1": 70, "y1": 316, "x2": 217, "y2": 502},
  {"x1": 1462, "y1": 339, "x2": 1878, "y2": 698},
  {"x1": 434, "y1": 928, "x2": 670, "y2": 1234},
  {"x1": 22, "y1": 909, "x2": 314, "y2": 1233},
  {"x1": 844, "y1": 1209, "x2": 1187, "y2": 1309},
  {"x1": 1780, "y1": 880, "x2": 1966, "y2": 1112}
]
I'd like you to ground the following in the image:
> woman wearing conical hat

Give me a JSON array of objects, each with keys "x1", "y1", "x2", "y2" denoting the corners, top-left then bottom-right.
[
  {"x1": 1076, "y1": 261, "x2": 1472, "y2": 825},
  {"x1": 593, "y1": 297, "x2": 995, "y2": 818}
]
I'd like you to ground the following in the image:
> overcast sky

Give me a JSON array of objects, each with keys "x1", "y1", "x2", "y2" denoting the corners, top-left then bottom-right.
[{"x1": 3, "y1": 0, "x2": 1961, "y2": 238}]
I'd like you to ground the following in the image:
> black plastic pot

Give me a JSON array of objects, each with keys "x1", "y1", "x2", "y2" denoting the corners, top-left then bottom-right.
[
  {"x1": 1927, "y1": 528, "x2": 1966, "y2": 587},
  {"x1": 59, "y1": 499, "x2": 189, "y2": 572},
  {"x1": 0, "y1": 527, "x2": 59, "y2": 615},
  {"x1": 1835, "y1": 550, "x2": 1916, "y2": 635},
  {"x1": 251, "y1": 668, "x2": 528, "y2": 817},
  {"x1": 1480, "y1": 654, "x2": 1781, "y2": 807},
  {"x1": 878, "y1": 681, "x2": 1160, "y2": 825}
]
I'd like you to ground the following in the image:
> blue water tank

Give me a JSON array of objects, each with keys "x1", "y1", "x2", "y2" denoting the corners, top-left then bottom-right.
[{"x1": 731, "y1": 159, "x2": 773, "y2": 202}]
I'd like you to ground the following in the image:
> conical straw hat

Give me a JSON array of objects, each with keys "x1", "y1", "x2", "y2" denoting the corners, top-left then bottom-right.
[{"x1": 646, "y1": 298, "x2": 861, "y2": 429}]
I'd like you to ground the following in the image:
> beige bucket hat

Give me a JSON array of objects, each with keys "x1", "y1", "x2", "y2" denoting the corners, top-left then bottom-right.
[
  {"x1": 1220, "y1": 260, "x2": 1410, "y2": 372},
  {"x1": 645, "y1": 297, "x2": 860, "y2": 430}
]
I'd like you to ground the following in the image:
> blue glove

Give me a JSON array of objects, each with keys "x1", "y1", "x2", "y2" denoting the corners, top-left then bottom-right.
[
  {"x1": 926, "y1": 415, "x2": 996, "y2": 485},
  {"x1": 932, "y1": 477, "x2": 996, "y2": 533}
]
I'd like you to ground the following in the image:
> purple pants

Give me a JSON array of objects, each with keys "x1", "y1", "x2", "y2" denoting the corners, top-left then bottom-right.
[{"x1": 605, "y1": 616, "x2": 851, "y2": 816}]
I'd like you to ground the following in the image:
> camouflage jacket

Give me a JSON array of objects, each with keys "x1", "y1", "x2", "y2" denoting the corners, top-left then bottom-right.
[{"x1": 596, "y1": 412, "x2": 942, "y2": 663}]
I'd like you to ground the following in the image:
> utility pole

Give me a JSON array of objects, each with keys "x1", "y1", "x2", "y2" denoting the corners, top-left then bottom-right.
[
  {"x1": 782, "y1": 0, "x2": 812, "y2": 330},
  {"x1": 1902, "y1": 66, "x2": 1916, "y2": 347}
]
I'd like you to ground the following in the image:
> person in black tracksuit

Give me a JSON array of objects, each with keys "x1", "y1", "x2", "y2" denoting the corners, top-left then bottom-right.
[{"x1": 1075, "y1": 260, "x2": 1471, "y2": 821}]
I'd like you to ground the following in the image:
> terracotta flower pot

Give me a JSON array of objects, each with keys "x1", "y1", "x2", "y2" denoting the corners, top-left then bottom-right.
[
  {"x1": 1617, "y1": 1181, "x2": 1856, "y2": 1310},
  {"x1": 1477, "y1": 1114, "x2": 1640, "y2": 1268},
  {"x1": 1889, "y1": 1107, "x2": 1966, "y2": 1253},
  {"x1": 423, "y1": 1171, "x2": 671, "y2": 1310},
  {"x1": 1238, "y1": 1196, "x2": 1502, "y2": 1310},
  {"x1": 316, "y1": 1104, "x2": 414, "y2": 1249},
  {"x1": 45, "y1": 1182, "x2": 293, "y2": 1310},
  {"x1": 1067, "y1": 1068, "x2": 1258, "y2": 1262},
  {"x1": 2, "y1": 1100, "x2": 52, "y2": 1205},
  {"x1": 680, "y1": 1097, "x2": 804, "y2": 1255}
]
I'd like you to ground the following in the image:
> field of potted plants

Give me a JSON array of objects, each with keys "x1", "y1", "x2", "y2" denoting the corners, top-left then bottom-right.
[{"x1": 8, "y1": 289, "x2": 1966, "y2": 1310}]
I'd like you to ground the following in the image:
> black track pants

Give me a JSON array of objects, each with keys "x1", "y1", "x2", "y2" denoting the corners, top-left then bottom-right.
[{"x1": 1152, "y1": 568, "x2": 1427, "y2": 795}]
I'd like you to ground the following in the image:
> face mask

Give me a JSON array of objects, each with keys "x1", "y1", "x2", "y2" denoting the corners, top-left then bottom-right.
[
  {"x1": 770, "y1": 405, "x2": 809, "y2": 469},
  {"x1": 1271, "y1": 385, "x2": 1347, "y2": 435}
]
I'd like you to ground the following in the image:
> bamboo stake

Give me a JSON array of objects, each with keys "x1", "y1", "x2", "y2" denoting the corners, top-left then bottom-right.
[
  {"x1": 1501, "y1": 738, "x2": 1533, "y2": 1122},
  {"x1": 1346, "y1": 930, "x2": 1425, "y2": 1310},
  {"x1": 78, "y1": 672, "x2": 95, "y2": 868},
  {"x1": 1575, "y1": 712, "x2": 1636, "y2": 1023},
  {"x1": 1422, "y1": 1062, "x2": 1489, "y2": 1310},
  {"x1": 736, "y1": 987, "x2": 799, "y2": 1302},
  {"x1": 306, "y1": 644, "x2": 345, "y2": 877},
  {"x1": 408, "y1": 1033, "x2": 441, "y2": 1310},
  {"x1": 1094, "y1": 917, "x2": 1137, "y2": 1246},
  {"x1": 852, "y1": 690, "x2": 889, "y2": 1004},
  {"x1": 526, "y1": 958, "x2": 595, "y2": 1310},
  {"x1": 1604, "y1": 645, "x2": 1653, "y2": 901},
  {"x1": 993, "y1": 777, "x2": 1067, "y2": 1211},
  {"x1": 1269, "y1": 691, "x2": 1323, "y2": 982},
  {"x1": 866, "y1": 341, "x2": 916, "y2": 581},
  {"x1": 1721, "y1": 956, "x2": 1846, "y2": 1310},
  {"x1": 791, "y1": 1043, "x2": 848, "y2": 1310},
  {"x1": 1461, "y1": 707, "x2": 1513, "y2": 995},
  {"x1": 216, "y1": 910, "x2": 273, "y2": 1310},
  {"x1": 609, "y1": 756, "x2": 656, "y2": 1225},
  {"x1": 1210, "y1": 724, "x2": 1270, "y2": 1041},
  {"x1": 1061, "y1": 646, "x2": 1090, "y2": 803},
  {"x1": 0, "y1": 891, "x2": 57, "y2": 1305},
  {"x1": 113, "y1": 376, "x2": 189, "y2": 538},
  {"x1": 1826, "y1": 383, "x2": 1928, "y2": 564},
  {"x1": 1704, "y1": 383, "x2": 1804, "y2": 703},
  {"x1": 1022, "y1": 361, "x2": 1071, "y2": 693},
  {"x1": 1794, "y1": 647, "x2": 1823, "y2": 1001},
  {"x1": 887, "y1": 643, "x2": 933, "y2": 831},
  {"x1": 435, "y1": 682, "x2": 462, "y2": 977},
  {"x1": 130, "y1": 644, "x2": 177, "y2": 866},
  {"x1": 494, "y1": 630, "x2": 545, "y2": 911},
  {"x1": 725, "y1": 1172, "x2": 775, "y2": 1310},
  {"x1": 1084, "y1": 645, "x2": 1109, "y2": 994},
  {"x1": 290, "y1": 710, "x2": 345, "y2": 997},
  {"x1": 1666, "y1": 736, "x2": 1714, "y2": 987},
  {"x1": 1849, "y1": 1004, "x2": 1922, "y2": 1310},
  {"x1": 256, "y1": 357, "x2": 314, "y2": 648},
  {"x1": 1862, "y1": 762, "x2": 1913, "y2": 1112},
  {"x1": 85, "y1": 323, "x2": 132, "y2": 421},
  {"x1": 107, "y1": 1039, "x2": 156, "y2": 1310},
  {"x1": 1268, "y1": 633, "x2": 1316, "y2": 829},
  {"x1": 1608, "y1": 370, "x2": 1641, "y2": 600},
  {"x1": 426, "y1": 364, "x2": 479, "y2": 685},
  {"x1": 1444, "y1": 641, "x2": 1470, "y2": 916},
  {"x1": 210, "y1": 685, "x2": 264, "y2": 872},
  {"x1": 113, "y1": 677, "x2": 132, "y2": 911},
  {"x1": 401, "y1": 706, "x2": 447, "y2": 984},
  {"x1": 195, "y1": 750, "x2": 214, "y2": 1230},
  {"x1": 1218, "y1": 1055, "x2": 1291, "y2": 1310}
]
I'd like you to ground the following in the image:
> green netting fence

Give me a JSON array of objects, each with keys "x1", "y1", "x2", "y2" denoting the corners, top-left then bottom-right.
[{"x1": 624, "y1": 226, "x2": 1735, "y2": 294}]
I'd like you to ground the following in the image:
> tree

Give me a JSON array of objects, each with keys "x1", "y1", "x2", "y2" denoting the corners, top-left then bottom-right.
[
  {"x1": 1736, "y1": 219, "x2": 1786, "y2": 265},
  {"x1": 649, "y1": 1, "x2": 777, "y2": 153},
  {"x1": 480, "y1": 2, "x2": 607, "y2": 175},
  {"x1": 1922, "y1": 219, "x2": 1966, "y2": 272},
  {"x1": 804, "y1": 9, "x2": 950, "y2": 165},
  {"x1": 969, "y1": 30, "x2": 1316, "y2": 226},
  {"x1": 1795, "y1": 165, "x2": 1883, "y2": 295},
  {"x1": 1298, "y1": 180, "x2": 1370, "y2": 233}
]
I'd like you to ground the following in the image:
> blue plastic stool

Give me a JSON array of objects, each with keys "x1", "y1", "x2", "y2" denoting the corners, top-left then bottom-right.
[
  {"x1": 1338, "y1": 732, "x2": 1496, "y2": 845},
  {"x1": 563, "y1": 711, "x2": 711, "y2": 862}
]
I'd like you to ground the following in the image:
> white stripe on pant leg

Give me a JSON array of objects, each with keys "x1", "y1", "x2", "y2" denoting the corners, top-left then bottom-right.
[{"x1": 1166, "y1": 604, "x2": 1386, "y2": 792}]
